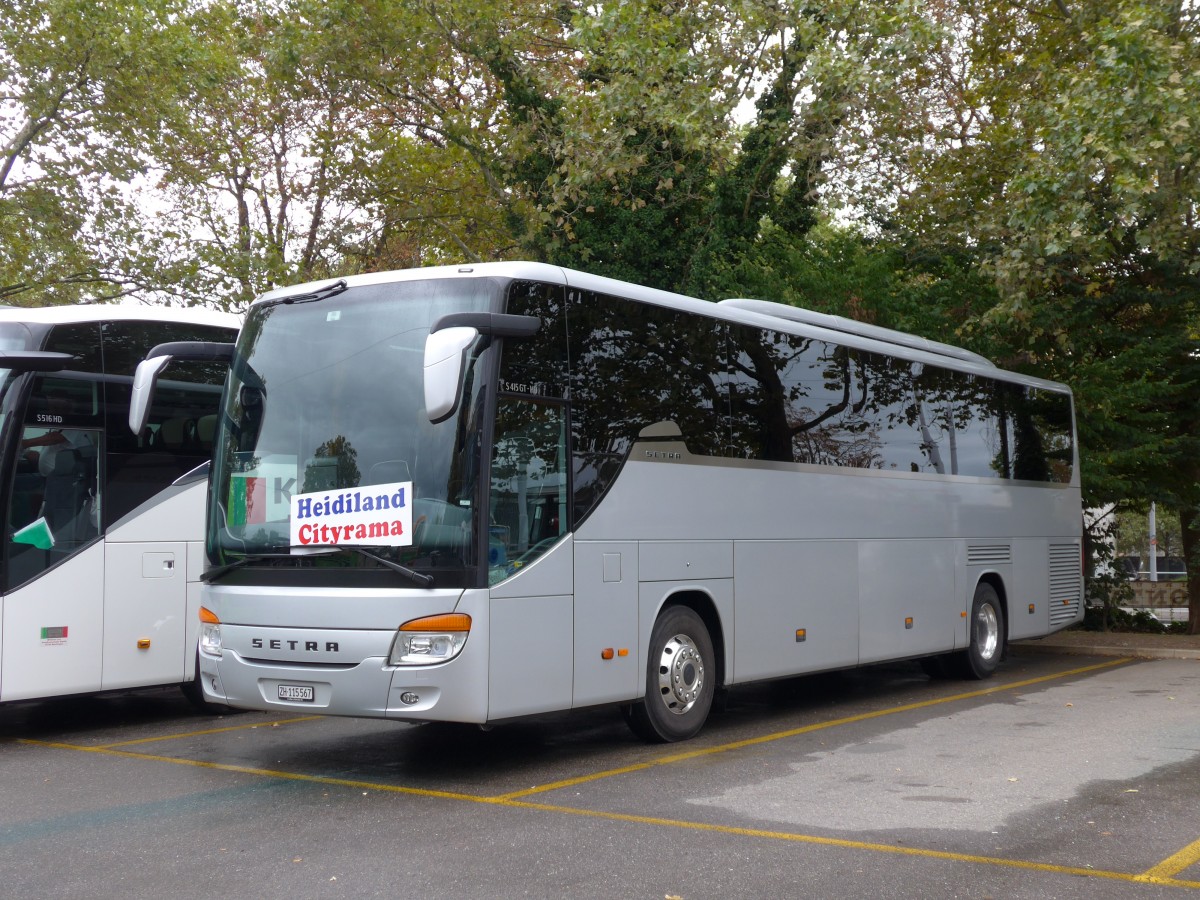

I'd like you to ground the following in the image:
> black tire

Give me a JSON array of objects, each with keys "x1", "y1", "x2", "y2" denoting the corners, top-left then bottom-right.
[
  {"x1": 626, "y1": 605, "x2": 715, "y2": 743},
  {"x1": 954, "y1": 582, "x2": 1005, "y2": 680}
]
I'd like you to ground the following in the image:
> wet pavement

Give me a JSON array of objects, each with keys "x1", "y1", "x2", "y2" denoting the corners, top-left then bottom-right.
[{"x1": 1, "y1": 651, "x2": 1198, "y2": 899}]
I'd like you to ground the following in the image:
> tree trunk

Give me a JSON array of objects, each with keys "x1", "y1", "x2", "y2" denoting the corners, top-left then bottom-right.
[{"x1": 1179, "y1": 508, "x2": 1200, "y2": 635}]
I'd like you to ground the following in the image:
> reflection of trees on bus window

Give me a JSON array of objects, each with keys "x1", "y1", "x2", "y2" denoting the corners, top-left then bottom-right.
[
  {"x1": 488, "y1": 397, "x2": 567, "y2": 583},
  {"x1": 498, "y1": 284, "x2": 1076, "y2": 539},
  {"x1": 303, "y1": 435, "x2": 360, "y2": 492}
]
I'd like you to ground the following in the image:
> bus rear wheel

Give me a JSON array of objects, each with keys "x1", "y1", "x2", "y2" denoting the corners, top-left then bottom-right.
[
  {"x1": 955, "y1": 582, "x2": 1005, "y2": 680},
  {"x1": 626, "y1": 605, "x2": 715, "y2": 743}
]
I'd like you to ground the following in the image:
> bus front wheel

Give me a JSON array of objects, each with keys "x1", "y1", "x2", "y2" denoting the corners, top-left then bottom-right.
[
  {"x1": 626, "y1": 605, "x2": 715, "y2": 743},
  {"x1": 956, "y1": 582, "x2": 1005, "y2": 680}
]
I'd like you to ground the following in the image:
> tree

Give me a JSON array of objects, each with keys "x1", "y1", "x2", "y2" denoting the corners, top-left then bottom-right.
[
  {"x1": 847, "y1": 0, "x2": 1200, "y2": 631},
  {"x1": 0, "y1": 0, "x2": 212, "y2": 304}
]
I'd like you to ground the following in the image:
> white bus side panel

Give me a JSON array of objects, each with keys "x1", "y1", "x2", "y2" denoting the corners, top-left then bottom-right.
[
  {"x1": 1009, "y1": 538, "x2": 1055, "y2": 641},
  {"x1": 1, "y1": 542, "x2": 104, "y2": 702},
  {"x1": 488, "y1": 594, "x2": 572, "y2": 718},
  {"x1": 488, "y1": 534, "x2": 574, "y2": 719},
  {"x1": 101, "y1": 478, "x2": 210, "y2": 691},
  {"x1": 858, "y1": 540, "x2": 957, "y2": 664},
  {"x1": 572, "y1": 541, "x2": 639, "y2": 708},
  {"x1": 101, "y1": 541, "x2": 187, "y2": 691},
  {"x1": 732, "y1": 540, "x2": 859, "y2": 682}
]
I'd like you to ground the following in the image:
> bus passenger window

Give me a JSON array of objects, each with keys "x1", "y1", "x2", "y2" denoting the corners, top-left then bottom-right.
[
  {"x1": 488, "y1": 398, "x2": 567, "y2": 585},
  {"x1": 7, "y1": 422, "x2": 102, "y2": 590}
]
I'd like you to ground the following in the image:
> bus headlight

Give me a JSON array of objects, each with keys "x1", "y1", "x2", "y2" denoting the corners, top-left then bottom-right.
[
  {"x1": 389, "y1": 613, "x2": 471, "y2": 666},
  {"x1": 199, "y1": 607, "x2": 222, "y2": 657}
]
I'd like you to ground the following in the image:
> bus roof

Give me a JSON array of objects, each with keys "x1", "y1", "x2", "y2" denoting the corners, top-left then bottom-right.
[
  {"x1": 0, "y1": 303, "x2": 241, "y2": 331},
  {"x1": 254, "y1": 262, "x2": 1069, "y2": 395}
]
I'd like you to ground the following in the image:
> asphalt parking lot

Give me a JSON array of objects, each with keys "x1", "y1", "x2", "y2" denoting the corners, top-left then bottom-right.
[{"x1": 2, "y1": 651, "x2": 1198, "y2": 899}]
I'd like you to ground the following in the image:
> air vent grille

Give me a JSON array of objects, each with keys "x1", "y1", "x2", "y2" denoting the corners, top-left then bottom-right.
[
  {"x1": 1049, "y1": 543, "x2": 1082, "y2": 625},
  {"x1": 968, "y1": 544, "x2": 1012, "y2": 566}
]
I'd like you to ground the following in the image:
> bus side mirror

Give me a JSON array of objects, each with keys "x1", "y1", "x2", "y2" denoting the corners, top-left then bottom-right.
[
  {"x1": 128, "y1": 341, "x2": 236, "y2": 435},
  {"x1": 424, "y1": 327, "x2": 479, "y2": 424},
  {"x1": 424, "y1": 313, "x2": 540, "y2": 424},
  {"x1": 129, "y1": 355, "x2": 173, "y2": 435}
]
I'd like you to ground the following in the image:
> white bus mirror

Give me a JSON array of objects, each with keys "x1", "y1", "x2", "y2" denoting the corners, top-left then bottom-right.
[
  {"x1": 127, "y1": 340, "x2": 235, "y2": 436},
  {"x1": 424, "y1": 327, "x2": 479, "y2": 423},
  {"x1": 129, "y1": 355, "x2": 173, "y2": 435}
]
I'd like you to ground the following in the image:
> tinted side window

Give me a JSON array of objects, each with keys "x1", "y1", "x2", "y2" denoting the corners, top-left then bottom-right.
[
  {"x1": 852, "y1": 353, "x2": 927, "y2": 473},
  {"x1": 729, "y1": 326, "x2": 878, "y2": 465},
  {"x1": 916, "y1": 367, "x2": 1012, "y2": 479},
  {"x1": 500, "y1": 281, "x2": 568, "y2": 401},
  {"x1": 567, "y1": 291, "x2": 726, "y2": 524},
  {"x1": 1007, "y1": 385, "x2": 1074, "y2": 484},
  {"x1": 102, "y1": 321, "x2": 235, "y2": 526}
]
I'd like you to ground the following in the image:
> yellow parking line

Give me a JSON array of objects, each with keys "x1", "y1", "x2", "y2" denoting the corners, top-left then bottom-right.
[
  {"x1": 502, "y1": 799, "x2": 1200, "y2": 890},
  {"x1": 1141, "y1": 835, "x2": 1200, "y2": 881},
  {"x1": 95, "y1": 715, "x2": 322, "y2": 749},
  {"x1": 494, "y1": 658, "x2": 1134, "y2": 801},
  {"x1": 19, "y1": 740, "x2": 484, "y2": 803}
]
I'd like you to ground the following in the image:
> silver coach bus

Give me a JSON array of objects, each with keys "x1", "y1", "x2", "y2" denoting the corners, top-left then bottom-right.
[{"x1": 132, "y1": 262, "x2": 1082, "y2": 742}]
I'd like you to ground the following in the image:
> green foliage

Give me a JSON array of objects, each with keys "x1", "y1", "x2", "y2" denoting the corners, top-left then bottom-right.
[
  {"x1": 0, "y1": 0, "x2": 204, "y2": 303},
  {"x1": 1083, "y1": 602, "x2": 1161, "y2": 634}
]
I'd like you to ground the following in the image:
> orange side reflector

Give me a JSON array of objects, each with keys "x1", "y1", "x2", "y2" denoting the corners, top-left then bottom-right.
[
  {"x1": 795, "y1": 629, "x2": 807, "y2": 643},
  {"x1": 617, "y1": 648, "x2": 628, "y2": 657},
  {"x1": 199, "y1": 607, "x2": 220, "y2": 625},
  {"x1": 1029, "y1": 604, "x2": 1036, "y2": 614},
  {"x1": 399, "y1": 613, "x2": 472, "y2": 632},
  {"x1": 601, "y1": 648, "x2": 614, "y2": 660},
  {"x1": 905, "y1": 617, "x2": 914, "y2": 629},
  {"x1": 137, "y1": 638, "x2": 151, "y2": 650},
  {"x1": 961, "y1": 611, "x2": 968, "y2": 618}
]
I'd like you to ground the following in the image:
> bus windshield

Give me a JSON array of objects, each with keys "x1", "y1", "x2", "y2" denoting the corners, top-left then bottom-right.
[{"x1": 208, "y1": 277, "x2": 500, "y2": 586}]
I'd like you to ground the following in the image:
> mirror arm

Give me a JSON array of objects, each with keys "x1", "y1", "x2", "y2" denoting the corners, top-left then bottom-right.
[{"x1": 430, "y1": 313, "x2": 540, "y2": 338}]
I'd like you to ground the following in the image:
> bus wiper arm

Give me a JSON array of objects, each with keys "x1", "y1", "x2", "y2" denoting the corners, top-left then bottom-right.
[
  {"x1": 262, "y1": 279, "x2": 348, "y2": 309},
  {"x1": 342, "y1": 546, "x2": 435, "y2": 588}
]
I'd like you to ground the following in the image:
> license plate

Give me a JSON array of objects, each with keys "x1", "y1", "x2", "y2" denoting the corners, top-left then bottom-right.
[{"x1": 277, "y1": 684, "x2": 314, "y2": 702}]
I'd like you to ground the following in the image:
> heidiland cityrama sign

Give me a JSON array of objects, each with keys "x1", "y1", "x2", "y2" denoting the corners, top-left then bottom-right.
[{"x1": 289, "y1": 481, "x2": 413, "y2": 547}]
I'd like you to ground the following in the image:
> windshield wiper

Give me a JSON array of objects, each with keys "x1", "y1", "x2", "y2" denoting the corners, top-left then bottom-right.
[
  {"x1": 341, "y1": 546, "x2": 435, "y2": 588},
  {"x1": 261, "y1": 279, "x2": 348, "y2": 309}
]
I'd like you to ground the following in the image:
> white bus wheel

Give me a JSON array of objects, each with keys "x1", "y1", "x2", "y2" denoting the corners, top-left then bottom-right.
[{"x1": 627, "y1": 605, "x2": 715, "y2": 743}]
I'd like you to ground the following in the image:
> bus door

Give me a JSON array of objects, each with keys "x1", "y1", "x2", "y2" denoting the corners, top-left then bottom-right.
[
  {"x1": 486, "y1": 395, "x2": 574, "y2": 719},
  {"x1": 2, "y1": 373, "x2": 104, "y2": 701}
]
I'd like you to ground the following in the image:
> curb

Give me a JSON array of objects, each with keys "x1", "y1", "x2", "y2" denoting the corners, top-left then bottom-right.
[{"x1": 1010, "y1": 641, "x2": 1200, "y2": 661}]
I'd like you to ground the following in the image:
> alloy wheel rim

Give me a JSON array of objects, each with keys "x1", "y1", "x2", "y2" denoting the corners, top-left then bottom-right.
[{"x1": 656, "y1": 633, "x2": 705, "y2": 716}]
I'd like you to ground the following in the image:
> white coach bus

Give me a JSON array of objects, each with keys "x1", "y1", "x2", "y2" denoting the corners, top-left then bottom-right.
[
  {"x1": 0, "y1": 304, "x2": 239, "y2": 705},
  {"x1": 132, "y1": 263, "x2": 1082, "y2": 741}
]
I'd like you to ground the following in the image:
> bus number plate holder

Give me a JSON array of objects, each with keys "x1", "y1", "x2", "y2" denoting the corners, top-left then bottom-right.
[{"x1": 278, "y1": 684, "x2": 314, "y2": 702}]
